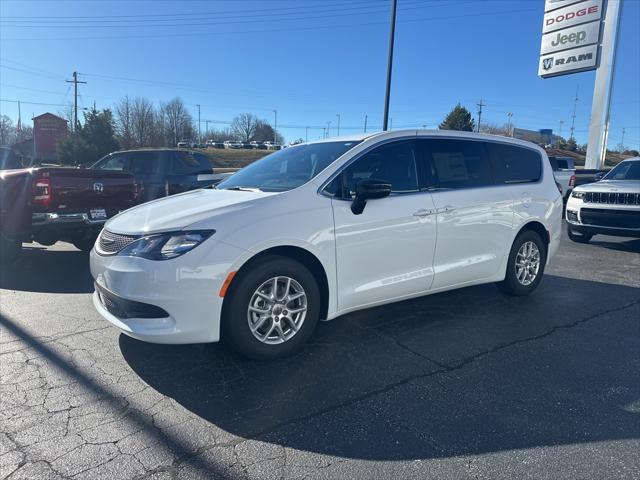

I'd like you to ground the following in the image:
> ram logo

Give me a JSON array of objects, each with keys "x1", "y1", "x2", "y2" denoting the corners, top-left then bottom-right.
[{"x1": 543, "y1": 57, "x2": 554, "y2": 70}]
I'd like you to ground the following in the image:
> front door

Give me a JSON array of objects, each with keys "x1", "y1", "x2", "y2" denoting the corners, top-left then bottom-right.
[{"x1": 327, "y1": 139, "x2": 438, "y2": 312}]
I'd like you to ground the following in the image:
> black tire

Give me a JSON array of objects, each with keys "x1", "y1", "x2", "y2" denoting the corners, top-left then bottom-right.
[
  {"x1": 72, "y1": 233, "x2": 99, "y2": 253},
  {"x1": 222, "y1": 256, "x2": 320, "y2": 360},
  {"x1": 0, "y1": 233, "x2": 21, "y2": 265},
  {"x1": 567, "y1": 228, "x2": 592, "y2": 244},
  {"x1": 496, "y1": 230, "x2": 547, "y2": 297}
]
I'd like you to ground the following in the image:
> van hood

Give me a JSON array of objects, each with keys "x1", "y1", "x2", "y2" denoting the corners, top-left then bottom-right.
[
  {"x1": 574, "y1": 180, "x2": 640, "y2": 194},
  {"x1": 105, "y1": 188, "x2": 276, "y2": 234}
]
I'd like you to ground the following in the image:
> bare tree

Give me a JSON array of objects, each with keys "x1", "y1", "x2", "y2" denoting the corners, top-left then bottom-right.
[
  {"x1": 231, "y1": 113, "x2": 258, "y2": 142},
  {"x1": 162, "y1": 98, "x2": 194, "y2": 147},
  {"x1": 131, "y1": 97, "x2": 155, "y2": 147},
  {"x1": 115, "y1": 96, "x2": 135, "y2": 149},
  {"x1": 0, "y1": 115, "x2": 14, "y2": 145}
]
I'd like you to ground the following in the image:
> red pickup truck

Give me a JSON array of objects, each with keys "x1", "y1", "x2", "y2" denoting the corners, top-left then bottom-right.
[{"x1": 0, "y1": 166, "x2": 136, "y2": 261}]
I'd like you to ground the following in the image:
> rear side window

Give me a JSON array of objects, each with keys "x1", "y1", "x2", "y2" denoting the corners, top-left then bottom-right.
[
  {"x1": 127, "y1": 151, "x2": 162, "y2": 175},
  {"x1": 487, "y1": 143, "x2": 542, "y2": 184},
  {"x1": 422, "y1": 139, "x2": 493, "y2": 189},
  {"x1": 173, "y1": 151, "x2": 210, "y2": 174}
]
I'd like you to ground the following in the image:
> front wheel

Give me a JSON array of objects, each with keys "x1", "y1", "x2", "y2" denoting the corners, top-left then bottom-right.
[
  {"x1": 0, "y1": 233, "x2": 21, "y2": 265},
  {"x1": 568, "y1": 228, "x2": 592, "y2": 244},
  {"x1": 497, "y1": 230, "x2": 547, "y2": 296},
  {"x1": 222, "y1": 256, "x2": 320, "y2": 360}
]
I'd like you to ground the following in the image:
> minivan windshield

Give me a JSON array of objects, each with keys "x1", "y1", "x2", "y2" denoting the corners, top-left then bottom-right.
[
  {"x1": 216, "y1": 141, "x2": 361, "y2": 192},
  {"x1": 603, "y1": 160, "x2": 640, "y2": 181}
]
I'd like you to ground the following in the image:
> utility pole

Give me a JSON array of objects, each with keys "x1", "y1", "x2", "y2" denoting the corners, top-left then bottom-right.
[
  {"x1": 196, "y1": 104, "x2": 201, "y2": 143},
  {"x1": 305, "y1": 126, "x2": 309, "y2": 143},
  {"x1": 66, "y1": 71, "x2": 86, "y2": 133},
  {"x1": 273, "y1": 109, "x2": 277, "y2": 144},
  {"x1": 17, "y1": 101, "x2": 21, "y2": 133},
  {"x1": 364, "y1": 114, "x2": 368, "y2": 133},
  {"x1": 326, "y1": 121, "x2": 331, "y2": 138},
  {"x1": 322, "y1": 127, "x2": 326, "y2": 139},
  {"x1": 506, "y1": 112, "x2": 513, "y2": 136},
  {"x1": 382, "y1": 0, "x2": 398, "y2": 131},
  {"x1": 619, "y1": 127, "x2": 626, "y2": 151},
  {"x1": 336, "y1": 114, "x2": 341, "y2": 136},
  {"x1": 476, "y1": 99, "x2": 485, "y2": 133},
  {"x1": 569, "y1": 85, "x2": 578, "y2": 140}
]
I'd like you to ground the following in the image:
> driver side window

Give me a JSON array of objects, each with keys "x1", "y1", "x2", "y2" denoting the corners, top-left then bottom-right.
[
  {"x1": 95, "y1": 154, "x2": 126, "y2": 171},
  {"x1": 326, "y1": 140, "x2": 419, "y2": 199}
]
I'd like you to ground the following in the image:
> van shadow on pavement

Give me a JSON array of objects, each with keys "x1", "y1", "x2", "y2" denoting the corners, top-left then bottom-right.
[{"x1": 120, "y1": 274, "x2": 640, "y2": 461}]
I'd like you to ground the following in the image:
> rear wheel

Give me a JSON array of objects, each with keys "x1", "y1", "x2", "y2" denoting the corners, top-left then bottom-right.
[
  {"x1": 0, "y1": 233, "x2": 21, "y2": 265},
  {"x1": 497, "y1": 230, "x2": 547, "y2": 296},
  {"x1": 222, "y1": 256, "x2": 320, "y2": 360},
  {"x1": 567, "y1": 228, "x2": 592, "y2": 244}
]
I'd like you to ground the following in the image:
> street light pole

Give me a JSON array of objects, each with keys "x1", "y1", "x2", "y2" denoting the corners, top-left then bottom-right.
[
  {"x1": 196, "y1": 104, "x2": 201, "y2": 143},
  {"x1": 364, "y1": 114, "x2": 368, "y2": 133},
  {"x1": 305, "y1": 126, "x2": 309, "y2": 143},
  {"x1": 382, "y1": 0, "x2": 398, "y2": 131},
  {"x1": 336, "y1": 114, "x2": 341, "y2": 136},
  {"x1": 273, "y1": 109, "x2": 278, "y2": 145},
  {"x1": 327, "y1": 121, "x2": 331, "y2": 138}
]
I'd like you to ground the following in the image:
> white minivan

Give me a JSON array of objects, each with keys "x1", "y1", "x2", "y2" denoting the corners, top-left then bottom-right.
[{"x1": 90, "y1": 130, "x2": 562, "y2": 359}]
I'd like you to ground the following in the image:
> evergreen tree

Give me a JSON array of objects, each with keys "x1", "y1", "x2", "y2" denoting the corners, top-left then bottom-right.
[
  {"x1": 439, "y1": 103, "x2": 476, "y2": 132},
  {"x1": 57, "y1": 108, "x2": 120, "y2": 165}
]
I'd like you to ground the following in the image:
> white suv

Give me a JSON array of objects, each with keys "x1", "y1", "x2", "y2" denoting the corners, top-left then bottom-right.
[
  {"x1": 90, "y1": 131, "x2": 562, "y2": 359},
  {"x1": 566, "y1": 157, "x2": 640, "y2": 243}
]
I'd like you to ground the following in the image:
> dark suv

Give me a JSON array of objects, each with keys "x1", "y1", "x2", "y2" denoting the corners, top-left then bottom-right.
[{"x1": 90, "y1": 149, "x2": 232, "y2": 203}]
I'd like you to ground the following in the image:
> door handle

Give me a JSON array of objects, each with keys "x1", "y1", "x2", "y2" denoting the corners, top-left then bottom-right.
[
  {"x1": 413, "y1": 209, "x2": 435, "y2": 217},
  {"x1": 437, "y1": 205, "x2": 456, "y2": 214}
]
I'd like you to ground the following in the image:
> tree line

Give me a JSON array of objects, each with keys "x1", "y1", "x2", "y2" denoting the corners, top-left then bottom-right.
[{"x1": 54, "y1": 96, "x2": 284, "y2": 164}]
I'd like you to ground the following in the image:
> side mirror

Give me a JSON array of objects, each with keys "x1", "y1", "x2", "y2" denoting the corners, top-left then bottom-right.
[
  {"x1": 594, "y1": 171, "x2": 605, "y2": 181},
  {"x1": 351, "y1": 179, "x2": 392, "y2": 215}
]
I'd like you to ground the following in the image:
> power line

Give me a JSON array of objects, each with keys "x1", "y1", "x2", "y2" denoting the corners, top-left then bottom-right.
[{"x1": 1, "y1": 7, "x2": 539, "y2": 42}]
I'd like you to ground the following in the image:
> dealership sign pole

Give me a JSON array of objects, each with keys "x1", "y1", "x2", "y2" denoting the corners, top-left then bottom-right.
[
  {"x1": 538, "y1": 0, "x2": 622, "y2": 169},
  {"x1": 584, "y1": 0, "x2": 622, "y2": 169}
]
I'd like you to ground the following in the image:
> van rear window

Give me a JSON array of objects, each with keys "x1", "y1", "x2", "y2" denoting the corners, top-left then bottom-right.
[{"x1": 487, "y1": 143, "x2": 542, "y2": 184}]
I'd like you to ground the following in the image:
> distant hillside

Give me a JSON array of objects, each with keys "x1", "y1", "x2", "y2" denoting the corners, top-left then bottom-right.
[{"x1": 544, "y1": 148, "x2": 634, "y2": 168}]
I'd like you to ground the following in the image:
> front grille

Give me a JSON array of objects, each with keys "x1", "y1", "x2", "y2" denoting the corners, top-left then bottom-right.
[
  {"x1": 97, "y1": 229, "x2": 140, "y2": 255},
  {"x1": 584, "y1": 191, "x2": 640, "y2": 205},
  {"x1": 580, "y1": 208, "x2": 640, "y2": 229},
  {"x1": 96, "y1": 283, "x2": 169, "y2": 319}
]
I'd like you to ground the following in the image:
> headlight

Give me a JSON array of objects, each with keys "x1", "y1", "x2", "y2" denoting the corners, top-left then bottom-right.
[
  {"x1": 118, "y1": 230, "x2": 214, "y2": 260},
  {"x1": 571, "y1": 190, "x2": 585, "y2": 199}
]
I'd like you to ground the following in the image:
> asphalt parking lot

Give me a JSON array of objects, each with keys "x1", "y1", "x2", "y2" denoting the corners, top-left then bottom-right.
[{"x1": 1, "y1": 226, "x2": 639, "y2": 480}]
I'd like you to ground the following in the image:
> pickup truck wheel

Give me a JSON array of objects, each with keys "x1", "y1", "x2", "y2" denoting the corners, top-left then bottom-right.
[
  {"x1": 72, "y1": 236, "x2": 98, "y2": 253},
  {"x1": 496, "y1": 230, "x2": 547, "y2": 297},
  {"x1": 0, "y1": 234, "x2": 21, "y2": 264},
  {"x1": 567, "y1": 228, "x2": 592, "y2": 244},
  {"x1": 222, "y1": 256, "x2": 320, "y2": 360}
]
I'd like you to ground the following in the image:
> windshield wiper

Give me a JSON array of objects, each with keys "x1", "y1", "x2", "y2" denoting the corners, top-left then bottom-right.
[{"x1": 220, "y1": 186, "x2": 263, "y2": 192}]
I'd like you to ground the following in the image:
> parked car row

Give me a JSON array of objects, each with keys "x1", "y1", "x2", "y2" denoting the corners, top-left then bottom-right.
[{"x1": 0, "y1": 148, "x2": 236, "y2": 261}]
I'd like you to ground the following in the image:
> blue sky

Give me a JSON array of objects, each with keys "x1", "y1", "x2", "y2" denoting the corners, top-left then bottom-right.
[{"x1": 1, "y1": 0, "x2": 639, "y2": 149}]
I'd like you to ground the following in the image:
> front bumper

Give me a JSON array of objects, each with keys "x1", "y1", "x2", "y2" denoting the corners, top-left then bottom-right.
[
  {"x1": 565, "y1": 197, "x2": 640, "y2": 238},
  {"x1": 90, "y1": 239, "x2": 248, "y2": 344}
]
